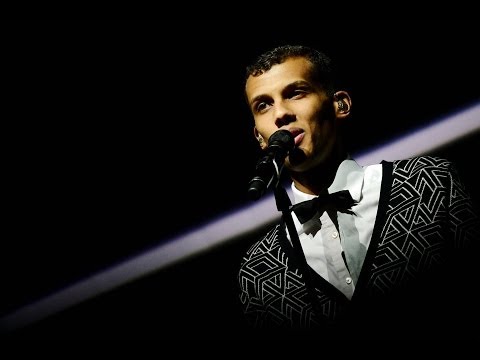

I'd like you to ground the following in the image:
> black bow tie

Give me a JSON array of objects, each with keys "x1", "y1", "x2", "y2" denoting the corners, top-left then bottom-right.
[{"x1": 290, "y1": 190, "x2": 357, "y2": 224}]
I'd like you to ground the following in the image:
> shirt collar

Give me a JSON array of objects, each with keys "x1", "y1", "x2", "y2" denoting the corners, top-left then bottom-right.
[{"x1": 291, "y1": 159, "x2": 364, "y2": 204}]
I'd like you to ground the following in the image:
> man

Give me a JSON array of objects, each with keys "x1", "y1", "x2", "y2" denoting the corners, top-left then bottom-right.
[{"x1": 237, "y1": 45, "x2": 479, "y2": 340}]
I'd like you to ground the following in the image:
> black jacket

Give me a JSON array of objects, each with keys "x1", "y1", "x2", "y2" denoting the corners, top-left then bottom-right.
[{"x1": 238, "y1": 156, "x2": 480, "y2": 338}]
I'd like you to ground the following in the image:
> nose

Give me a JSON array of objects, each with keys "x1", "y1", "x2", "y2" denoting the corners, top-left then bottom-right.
[{"x1": 274, "y1": 102, "x2": 295, "y2": 128}]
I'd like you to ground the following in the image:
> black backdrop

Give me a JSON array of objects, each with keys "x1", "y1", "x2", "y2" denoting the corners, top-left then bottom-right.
[{"x1": 2, "y1": 11, "x2": 480, "y2": 350}]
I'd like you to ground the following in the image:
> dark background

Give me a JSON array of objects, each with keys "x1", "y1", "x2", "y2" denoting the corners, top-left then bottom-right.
[{"x1": 2, "y1": 10, "x2": 480, "y2": 350}]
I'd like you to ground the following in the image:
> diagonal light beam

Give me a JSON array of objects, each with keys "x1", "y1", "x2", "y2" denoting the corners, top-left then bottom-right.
[{"x1": 1, "y1": 101, "x2": 479, "y2": 334}]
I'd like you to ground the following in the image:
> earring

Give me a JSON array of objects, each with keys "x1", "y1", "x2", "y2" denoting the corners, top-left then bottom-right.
[
  {"x1": 337, "y1": 99, "x2": 346, "y2": 112},
  {"x1": 257, "y1": 135, "x2": 264, "y2": 145}
]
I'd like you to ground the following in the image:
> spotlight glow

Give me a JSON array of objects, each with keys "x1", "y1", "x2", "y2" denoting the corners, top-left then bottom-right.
[{"x1": 1, "y1": 102, "x2": 479, "y2": 333}]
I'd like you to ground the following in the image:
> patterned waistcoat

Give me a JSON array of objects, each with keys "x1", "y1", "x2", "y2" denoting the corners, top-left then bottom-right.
[{"x1": 238, "y1": 156, "x2": 480, "y2": 331}]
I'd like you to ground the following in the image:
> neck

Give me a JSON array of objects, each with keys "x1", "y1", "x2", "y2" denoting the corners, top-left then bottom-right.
[{"x1": 290, "y1": 148, "x2": 348, "y2": 195}]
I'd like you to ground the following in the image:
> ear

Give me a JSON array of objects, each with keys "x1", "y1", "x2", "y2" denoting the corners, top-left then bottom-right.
[
  {"x1": 253, "y1": 127, "x2": 267, "y2": 150},
  {"x1": 333, "y1": 90, "x2": 352, "y2": 118}
]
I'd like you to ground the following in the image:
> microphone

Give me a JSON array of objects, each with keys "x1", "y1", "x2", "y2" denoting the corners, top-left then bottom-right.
[{"x1": 247, "y1": 129, "x2": 295, "y2": 200}]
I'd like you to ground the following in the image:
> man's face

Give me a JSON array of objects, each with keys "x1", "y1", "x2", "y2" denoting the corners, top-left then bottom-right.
[{"x1": 246, "y1": 57, "x2": 339, "y2": 172}]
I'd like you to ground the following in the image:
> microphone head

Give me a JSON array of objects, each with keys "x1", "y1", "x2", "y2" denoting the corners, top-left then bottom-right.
[
  {"x1": 247, "y1": 130, "x2": 295, "y2": 201},
  {"x1": 267, "y1": 129, "x2": 295, "y2": 157}
]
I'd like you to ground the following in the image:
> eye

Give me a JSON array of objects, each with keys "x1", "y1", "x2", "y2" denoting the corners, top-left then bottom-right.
[
  {"x1": 254, "y1": 101, "x2": 271, "y2": 114},
  {"x1": 289, "y1": 89, "x2": 308, "y2": 100}
]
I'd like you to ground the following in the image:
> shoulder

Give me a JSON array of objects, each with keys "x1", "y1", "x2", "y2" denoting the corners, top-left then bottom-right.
[
  {"x1": 240, "y1": 224, "x2": 283, "y2": 262},
  {"x1": 389, "y1": 155, "x2": 453, "y2": 168},
  {"x1": 384, "y1": 156, "x2": 470, "y2": 195},
  {"x1": 385, "y1": 155, "x2": 456, "y2": 175}
]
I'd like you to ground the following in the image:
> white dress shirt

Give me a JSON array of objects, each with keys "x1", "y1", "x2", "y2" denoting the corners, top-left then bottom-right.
[{"x1": 287, "y1": 159, "x2": 382, "y2": 299}]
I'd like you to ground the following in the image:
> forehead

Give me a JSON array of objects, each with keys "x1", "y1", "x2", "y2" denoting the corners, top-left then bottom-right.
[{"x1": 245, "y1": 57, "x2": 314, "y2": 99}]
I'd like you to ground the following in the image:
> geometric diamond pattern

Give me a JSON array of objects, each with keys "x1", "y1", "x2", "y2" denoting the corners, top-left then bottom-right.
[{"x1": 238, "y1": 156, "x2": 480, "y2": 329}]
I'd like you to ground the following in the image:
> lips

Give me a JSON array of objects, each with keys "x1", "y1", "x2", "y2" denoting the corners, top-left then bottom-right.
[
  {"x1": 293, "y1": 133, "x2": 305, "y2": 146},
  {"x1": 287, "y1": 128, "x2": 304, "y2": 147}
]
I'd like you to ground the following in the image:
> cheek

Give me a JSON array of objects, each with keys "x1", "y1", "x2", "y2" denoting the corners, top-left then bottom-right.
[
  {"x1": 253, "y1": 116, "x2": 269, "y2": 132},
  {"x1": 310, "y1": 120, "x2": 337, "y2": 150},
  {"x1": 254, "y1": 121, "x2": 277, "y2": 141}
]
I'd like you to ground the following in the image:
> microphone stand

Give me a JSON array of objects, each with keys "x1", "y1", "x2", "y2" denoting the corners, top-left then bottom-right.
[
  {"x1": 254, "y1": 154, "x2": 311, "y2": 273},
  {"x1": 273, "y1": 185, "x2": 308, "y2": 265},
  {"x1": 248, "y1": 130, "x2": 323, "y2": 321},
  {"x1": 273, "y1": 177, "x2": 323, "y2": 321}
]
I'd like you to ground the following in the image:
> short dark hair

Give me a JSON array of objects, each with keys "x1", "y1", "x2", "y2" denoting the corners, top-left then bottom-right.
[{"x1": 245, "y1": 44, "x2": 338, "y2": 97}]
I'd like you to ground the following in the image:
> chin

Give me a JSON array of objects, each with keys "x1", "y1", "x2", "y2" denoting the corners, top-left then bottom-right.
[{"x1": 287, "y1": 148, "x2": 307, "y2": 168}]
